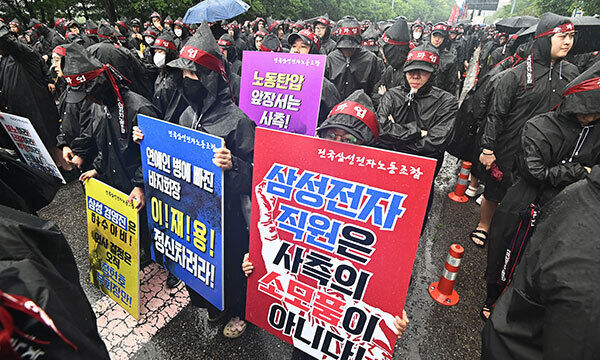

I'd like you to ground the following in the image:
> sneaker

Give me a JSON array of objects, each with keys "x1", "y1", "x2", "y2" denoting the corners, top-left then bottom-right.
[
  {"x1": 466, "y1": 185, "x2": 485, "y2": 197},
  {"x1": 476, "y1": 194, "x2": 483, "y2": 206},
  {"x1": 166, "y1": 272, "x2": 181, "y2": 289}
]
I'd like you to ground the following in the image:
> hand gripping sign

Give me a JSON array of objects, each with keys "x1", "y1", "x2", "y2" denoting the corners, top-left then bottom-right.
[
  {"x1": 138, "y1": 115, "x2": 225, "y2": 310},
  {"x1": 246, "y1": 128, "x2": 437, "y2": 360}
]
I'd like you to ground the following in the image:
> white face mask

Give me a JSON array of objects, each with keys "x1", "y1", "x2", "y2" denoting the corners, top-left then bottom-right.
[
  {"x1": 413, "y1": 31, "x2": 422, "y2": 40},
  {"x1": 174, "y1": 28, "x2": 182, "y2": 37},
  {"x1": 153, "y1": 52, "x2": 166, "y2": 67},
  {"x1": 145, "y1": 37, "x2": 154, "y2": 45}
]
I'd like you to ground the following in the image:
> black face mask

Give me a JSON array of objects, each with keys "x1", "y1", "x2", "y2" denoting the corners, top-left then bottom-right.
[{"x1": 182, "y1": 76, "x2": 208, "y2": 107}]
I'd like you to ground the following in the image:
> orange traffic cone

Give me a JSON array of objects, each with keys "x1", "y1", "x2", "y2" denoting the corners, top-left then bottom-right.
[
  {"x1": 429, "y1": 244, "x2": 464, "y2": 306},
  {"x1": 448, "y1": 161, "x2": 472, "y2": 203}
]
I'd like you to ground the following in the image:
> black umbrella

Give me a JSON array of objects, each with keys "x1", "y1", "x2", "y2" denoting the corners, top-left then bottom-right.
[
  {"x1": 571, "y1": 16, "x2": 600, "y2": 54},
  {"x1": 496, "y1": 16, "x2": 539, "y2": 34}
]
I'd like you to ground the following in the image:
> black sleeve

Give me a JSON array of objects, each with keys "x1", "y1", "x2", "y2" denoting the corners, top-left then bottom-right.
[
  {"x1": 480, "y1": 70, "x2": 517, "y2": 151},
  {"x1": 404, "y1": 95, "x2": 458, "y2": 157},
  {"x1": 376, "y1": 90, "x2": 421, "y2": 148},
  {"x1": 519, "y1": 120, "x2": 587, "y2": 188},
  {"x1": 226, "y1": 115, "x2": 255, "y2": 196}
]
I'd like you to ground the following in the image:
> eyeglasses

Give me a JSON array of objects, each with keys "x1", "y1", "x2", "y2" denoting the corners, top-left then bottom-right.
[{"x1": 323, "y1": 129, "x2": 360, "y2": 144}]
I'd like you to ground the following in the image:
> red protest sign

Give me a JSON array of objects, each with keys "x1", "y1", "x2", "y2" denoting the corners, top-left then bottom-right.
[{"x1": 246, "y1": 128, "x2": 437, "y2": 359}]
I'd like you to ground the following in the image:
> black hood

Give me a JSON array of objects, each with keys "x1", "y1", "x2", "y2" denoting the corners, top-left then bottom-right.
[
  {"x1": 152, "y1": 31, "x2": 179, "y2": 62},
  {"x1": 532, "y1": 12, "x2": 572, "y2": 64},
  {"x1": 558, "y1": 60, "x2": 600, "y2": 117},
  {"x1": 218, "y1": 33, "x2": 238, "y2": 62},
  {"x1": 174, "y1": 18, "x2": 191, "y2": 39},
  {"x1": 317, "y1": 89, "x2": 379, "y2": 145},
  {"x1": 167, "y1": 21, "x2": 232, "y2": 111},
  {"x1": 381, "y1": 18, "x2": 410, "y2": 70},
  {"x1": 314, "y1": 15, "x2": 332, "y2": 41}
]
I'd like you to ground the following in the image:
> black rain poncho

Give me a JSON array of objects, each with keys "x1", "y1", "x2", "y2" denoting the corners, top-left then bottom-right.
[
  {"x1": 484, "y1": 59, "x2": 600, "y2": 305},
  {"x1": 480, "y1": 13, "x2": 580, "y2": 179},
  {"x1": 167, "y1": 22, "x2": 255, "y2": 317},
  {"x1": 482, "y1": 165, "x2": 600, "y2": 360},
  {"x1": 376, "y1": 71, "x2": 457, "y2": 174},
  {"x1": 0, "y1": 31, "x2": 60, "y2": 150},
  {"x1": 0, "y1": 204, "x2": 110, "y2": 359},
  {"x1": 324, "y1": 47, "x2": 384, "y2": 100}
]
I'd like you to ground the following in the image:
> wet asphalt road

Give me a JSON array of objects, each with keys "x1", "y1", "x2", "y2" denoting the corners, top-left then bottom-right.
[
  {"x1": 37, "y1": 48, "x2": 485, "y2": 360},
  {"x1": 38, "y1": 154, "x2": 486, "y2": 360}
]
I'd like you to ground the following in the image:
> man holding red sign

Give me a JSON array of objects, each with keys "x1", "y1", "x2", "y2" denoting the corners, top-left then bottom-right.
[{"x1": 244, "y1": 89, "x2": 434, "y2": 360}]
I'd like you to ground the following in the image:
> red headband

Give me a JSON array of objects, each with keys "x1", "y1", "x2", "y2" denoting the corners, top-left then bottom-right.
[
  {"x1": 31, "y1": 23, "x2": 43, "y2": 30},
  {"x1": 217, "y1": 39, "x2": 232, "y2": 46},
  {"x1": 117, "y1": 21, "x2": 128, "y2": 30},
  {"x1": 85, "y1": 29, "x2": 98, "y2": 35},
  {"x1": 64, "y1": 66, "x2": 106, "y2": 86},
  {"x1": 255, "y1": 30, "x2": 267, "y2": 37},
  {"x1": 299, "y1": 29, "x2": 320, "y2": 50},
  {"x1": 432, "y1": 24, "x2": 449, "y2": 33},
  {"x1": 362, "y1": 40, "x2": 377, "y2": 47},
  {"x1": 143, "y1": 30, "x2": 157, "y2": 38},
  {"x1": 52, "y1": 46, "x2": 66, "y2": 56},
  {"x1": 535, "y1": 22, "x2": 575, "y2": 39},
  {"x1": 0, "y1": 291, "x2": 77, "y2": 351},
  {"x1": 260, "y1": 43, "x2": 281, "y2": 52},
  {"x1": 406, "y1": 50, "x2": 440, "y2": 66},
  {"x1": 562, "y1": 77, "x2": 600, "y2": 97},
  {"x1": 328, "y1": 101, "x2": 379, "y2": 140},
  {"x1": 381, "y1": 33, "x2": 409, "y2": 46},
  {"x1": 98, "y1": 33, "x2": 113, "y2": 39},
  {"x1": 174, "y1": 20, "x2": 190, "y2": 32},
  {"x1": 154, "y1": 38, "x2": 177, "y2": 50},
  {"x1": 180, "y1": 45, "x2": 226, "y2": 77},
  {"x1": 268, "y1": 21, "x2": 282, "y2": 32},
  {"x1": 317, "y1": 18, "x2": 331, "y2": 27},
  {"x1": 55, "y1": 18, "x2": 66, "y2": 28},
  {"x1": 338, "y1": 26, "x2": 361, "y2": 35}
]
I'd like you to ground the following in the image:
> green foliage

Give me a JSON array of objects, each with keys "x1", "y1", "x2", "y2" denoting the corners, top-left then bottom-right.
[
  {"x1": 534, "y1": 0, "x2": 574, "y2": 16},
  {"x1": 1, "y1": 0, "x2": 455, "y2": 25},
  {"x1": 489, "y1": 0, "x2": 599, "y2": 20}
]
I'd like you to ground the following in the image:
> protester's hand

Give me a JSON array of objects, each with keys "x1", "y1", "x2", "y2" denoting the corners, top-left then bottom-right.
[
  {"x1": 421, "y1": 130, "x2": 428, "y2": 137},
  {"x1": 132, "y1": 126, "x2": 144, "y2": 144},
  {"x1": 242, "y1": 253, "x2": 254, "y2": 277},
  {"x1": 63, "y1": 146, "x2": 75, "y2": 163},
  {"x1": 42, "y1": 54, "x2": 49, "y2": 62},
  {"x1": 213, "y1": 145, "x2": 233, "y2": 170},
  {"x1": 71, "y1": 155, "x2": 84, "y2": 169},
  {"x1": 378, "y1": 85, "x2": 387, "y2": 95},
  {"x1": 48, "y1": 83, "x2": 56, "y2": 93},
  {"x1": 387, "y1": 114, "x2": 395, "y2": 123},
  {"x1": 464, "y1": 60, "x2": 469, "y2": 69},
  {"x1": 127, "y1": 186, "x2": 145, "y2": 212},
  {"x1": 393, "y1": 309, "x2": 409, "y2": 338},
  {"x1": 479, "y1": 150, "x2": 496, "y2": 170},
  {"x1": 79, "y1": 169, "x2": 98, "y2": 182},
  {"x1": 585, "y1": 166, "x2": 592, "y2": 173}
]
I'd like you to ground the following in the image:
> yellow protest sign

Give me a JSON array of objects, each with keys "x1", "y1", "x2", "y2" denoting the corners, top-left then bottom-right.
[{"x1": 86, "y1": 178, "x2": 140, "y2": 319}]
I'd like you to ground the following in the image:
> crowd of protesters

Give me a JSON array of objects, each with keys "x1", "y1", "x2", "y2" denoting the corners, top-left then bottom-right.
[{"x1": 1, "y1": 8, "x2": 599, "y2": 359}]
